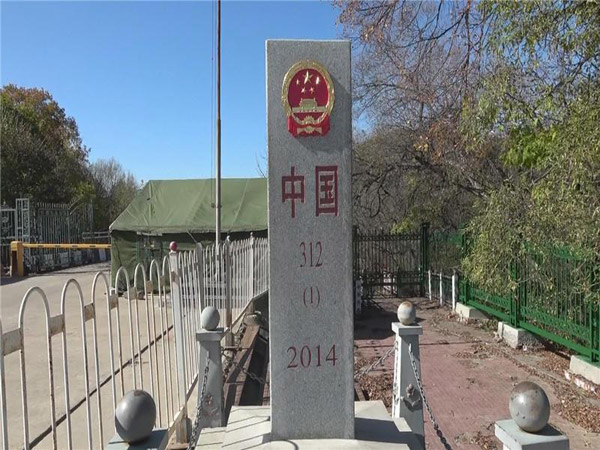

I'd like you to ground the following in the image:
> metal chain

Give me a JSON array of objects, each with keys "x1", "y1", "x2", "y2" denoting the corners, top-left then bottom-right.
[
  {"x1": 221, "y1": 347, "x2": 267, "y2": 384},
  {"x1": 237, "y1": 363, "x2": 267, "y2": 384},
  {"x1": 407, "y1": 343, "x2": 453, "y2": 450},
  {"x1": 354, "y1": 345, "x2": 395, "y2": 381},
  {"x1": 221, "y1": 347, "x2": 236, "y2": 381},
  {"x1": 392, "y1": 339, "x2": 400, "y2": 404},
  {"x1": 221, "y1": 347, "x2": 234, "y2": 378},
  {"x1": 187, "y1": 355, "x2": 211, "y2": 450}
]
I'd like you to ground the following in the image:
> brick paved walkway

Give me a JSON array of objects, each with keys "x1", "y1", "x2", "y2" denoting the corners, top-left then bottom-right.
[{"x1": 354, "y1": 296, "x2": 600, "y2": 450}]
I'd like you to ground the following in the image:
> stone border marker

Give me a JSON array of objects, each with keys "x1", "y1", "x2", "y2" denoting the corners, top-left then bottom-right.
[{"x1": 267, "y1": 39, "x2": 354, "y2": 440}]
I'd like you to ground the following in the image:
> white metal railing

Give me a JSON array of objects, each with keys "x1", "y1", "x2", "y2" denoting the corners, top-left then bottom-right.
[
  {"x1": 427, "y1": 269, "x2": 458, "y2": 309},
  {"x1": 0, "y1": 235, "x2": 268, "y2": 449}
]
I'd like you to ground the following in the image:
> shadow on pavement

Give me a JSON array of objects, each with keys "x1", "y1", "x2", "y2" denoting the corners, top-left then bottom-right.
[{"x1": 0, "y1": 276, "x2": 25, "y2": 286}]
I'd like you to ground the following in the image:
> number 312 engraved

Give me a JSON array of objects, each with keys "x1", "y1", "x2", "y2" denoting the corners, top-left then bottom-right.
[{"x1": 300, "y1": 241, "x2": 322, "y2": 268}]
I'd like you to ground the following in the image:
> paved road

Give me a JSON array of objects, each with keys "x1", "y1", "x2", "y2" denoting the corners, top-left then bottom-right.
[
  {"x1": 1, "y1": 263, "x2": 183, "y2": 450},
  {"x1": 1, "y1": 262, "x2": 112, "y2": 329}
]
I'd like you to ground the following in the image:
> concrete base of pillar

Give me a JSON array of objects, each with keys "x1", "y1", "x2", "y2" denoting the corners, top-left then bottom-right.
[
  {"x1": 570, "y1": 355, "x2": 600, "y2": 385},
  {"x1": 106, "y1": 430, "x2": 169, "y2": 450},
  {"x1": 196, "y1": 401, "x2": 422, "y2": 449},
  {"x1": 455, "y1": 302, "x2": 487, "y2": 320},
  {"x1": 497, "y1": 322, "x2": 541, "y2": 349},
  {"x1": 196, "y1": 427, "x2": 227, "y2": 450},
  {"x1": 495, "y1": 419, "x2": 569, "y2": 450}
]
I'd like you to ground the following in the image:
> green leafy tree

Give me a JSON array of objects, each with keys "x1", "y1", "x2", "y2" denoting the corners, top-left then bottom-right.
[
  {"x1": 1, "y1": 84, "x2": 91, "y2": 204},
  {"x1": 461, "y1": 0, "x2": 600, "y2": 296},
  {"x1": 89, "y1": 158, "x2": 139, "y2": 230},
  {"x1": 337, "y1": 0, "x2": 599, "y2": 300}
]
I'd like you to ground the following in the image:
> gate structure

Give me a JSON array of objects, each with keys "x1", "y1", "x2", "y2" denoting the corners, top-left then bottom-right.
[
  {"x1": 0, "y1": 204, "x2": 17, "y2": 270},
  {"x1": 353, "y1": 223, "x2": 429, "y2": 298},
  {"x1": 31, "y1": 200, "x2": 94, "y2": 271},
  {"x1": 0, "y1": 198, "x2": 95, "y2": 273}
]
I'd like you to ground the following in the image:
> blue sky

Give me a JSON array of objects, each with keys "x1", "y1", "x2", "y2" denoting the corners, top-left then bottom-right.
[{"x1": 1, "y1": 0, "x2": 343, "y2": 182}]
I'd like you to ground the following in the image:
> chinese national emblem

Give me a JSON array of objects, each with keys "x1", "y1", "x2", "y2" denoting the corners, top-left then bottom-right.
[{"x1": 281, "y1": 60, "x2": 335, "y2": 137}]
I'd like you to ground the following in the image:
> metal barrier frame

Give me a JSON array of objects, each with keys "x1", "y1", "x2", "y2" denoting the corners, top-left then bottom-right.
[{"x1": 0, "y1": 236, "x2": 268, "y2": 449}]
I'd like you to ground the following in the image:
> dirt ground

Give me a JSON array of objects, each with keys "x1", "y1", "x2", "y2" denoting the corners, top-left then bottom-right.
[{"x1": 354, "y1": 296, "x2": 600, "y2": 450}]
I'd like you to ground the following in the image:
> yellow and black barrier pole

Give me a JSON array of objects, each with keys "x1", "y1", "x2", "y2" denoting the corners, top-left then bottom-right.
[{"x1": 10, "y1": 241, "x2": 111, "y2": 277}]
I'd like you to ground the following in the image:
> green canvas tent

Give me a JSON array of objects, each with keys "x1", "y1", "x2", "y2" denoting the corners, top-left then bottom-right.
[{"x1": 109, "y1": 178, "x2": 267, "y2": 280}]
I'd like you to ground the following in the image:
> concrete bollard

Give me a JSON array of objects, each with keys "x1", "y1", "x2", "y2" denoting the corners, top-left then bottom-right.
[
  {"x1": 391, "y1": 301, "x2": 424, "y2": 449},
  {"x1": 196, "y1": 306, "x2": 225, "y2": 429},
  {"x1": 114, "y1": 390, "x2": 157, "y2": 444},
  {"x1": 495, "y1": 381, "x2": 569, "y2": 449},
  {"x1": 105, "y1": 389, "x2": 169, "y2": 450}
]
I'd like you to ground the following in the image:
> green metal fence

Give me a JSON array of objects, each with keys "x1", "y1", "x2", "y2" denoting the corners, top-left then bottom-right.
[
  {"x1": 430, "y1": 230, "x2": 462, "y2": 273},
  {"x1": 432, "y1": 230, "x2": 600, "y2": 363}
]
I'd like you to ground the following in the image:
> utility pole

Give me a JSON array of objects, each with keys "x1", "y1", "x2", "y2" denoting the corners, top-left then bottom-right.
[{"x1": 215, "y1": 0, "x2": 222, "y2": 249}]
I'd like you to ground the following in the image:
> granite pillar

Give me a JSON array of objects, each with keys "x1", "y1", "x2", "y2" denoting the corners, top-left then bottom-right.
[{"x1": 267, "y1": 39, "x2": 354, "y2": 440}]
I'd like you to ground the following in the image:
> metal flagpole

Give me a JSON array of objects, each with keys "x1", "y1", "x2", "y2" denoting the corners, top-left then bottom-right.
[
  {"x1": 215, "y1": 0, "x2": 222, "y2": 249},
  {"x1": 215, "y1": 0, "x2": 232, "y2": 341}
]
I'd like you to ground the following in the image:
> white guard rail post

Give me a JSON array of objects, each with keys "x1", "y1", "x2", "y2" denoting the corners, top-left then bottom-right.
[
  {"x1": 196, "y1": 243, "x2": 206, "y2": 312},
  {"x1": 439, "y1": 272, "x2": 443, "y2": 307},
  {"x1": 249, "y1": 233, "x2": 255, "y2": 302},
  {"x1": 0, "y1": 318, "x2": 9, "y2": 450},
  {"x1": 391, "y1": 321, "x2": 425, "y2": 449},
  {"x1": 169, "y1": 248, "x2": 188, "y2": 443},
  {"x1": 452, "y1": 270, "x2": 457, "y2": 311},
  {"x1": 428, "y1": 269, "x2": 432, "y2": 301},
  {"x1": 225, "y1": 237, "x2": 233, "y2": 346}
]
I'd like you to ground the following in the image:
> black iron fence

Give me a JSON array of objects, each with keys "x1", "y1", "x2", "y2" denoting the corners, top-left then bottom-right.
[{"x1": 353, "y1": 224, "x2": 429, "y2": 298}]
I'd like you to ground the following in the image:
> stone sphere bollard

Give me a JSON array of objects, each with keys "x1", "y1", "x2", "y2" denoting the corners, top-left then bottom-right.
[
  {"x1": 509, "y1": 381, "x2": 550, "y2": 433},
  {"x1": 397, "y1": 301, "x2": 416, "y2": 325},
  {"x1": 115, "y1": 390, "x2": 156, "y2": 443},
  {"x1": 201, "y1": 305, "x2": 220, "y2": 331},
  {"x1": 169, "y1": 241, "x2": 178, "y2": 252}
]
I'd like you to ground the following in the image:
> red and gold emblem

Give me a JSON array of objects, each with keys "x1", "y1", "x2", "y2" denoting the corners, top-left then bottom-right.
[{"x1": 281, "y1": 60, "x2": 334, "y2": 137}]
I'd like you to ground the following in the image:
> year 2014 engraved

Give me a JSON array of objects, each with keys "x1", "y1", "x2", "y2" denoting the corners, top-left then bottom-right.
[
  {"x1": 287, "y1": 344, "x2": 337, "y2": 368},
  {"x1": 300, "y1": 241, "x2": 322, "y2": 267}
]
